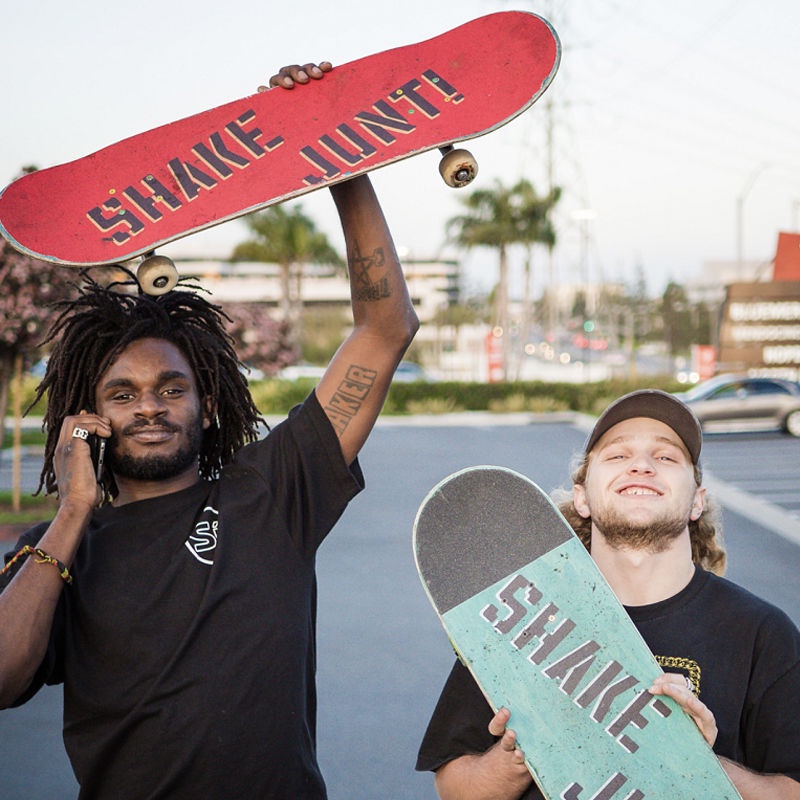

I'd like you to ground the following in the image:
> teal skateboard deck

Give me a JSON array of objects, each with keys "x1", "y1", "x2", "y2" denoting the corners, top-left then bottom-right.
[{"x1": 413, "y1": 465, "x2": 741, "y2": 799}]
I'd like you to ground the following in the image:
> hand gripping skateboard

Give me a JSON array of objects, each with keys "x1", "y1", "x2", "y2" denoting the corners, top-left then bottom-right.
[
  {"x1": 413, "y1": 466, "x2": 742, "y2": 800},
  {"x1": 0, "y1": 11, "x2": 559, "y2": 295}
]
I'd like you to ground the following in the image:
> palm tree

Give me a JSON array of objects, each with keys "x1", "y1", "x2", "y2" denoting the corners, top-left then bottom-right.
[
  {"x1": 232, "y1": 203, "x2": 343, "y2": 357},
  {"x1": 517, "y1": 181, "x2": 560, "y2": 364},
  {"x1": 447, "y1": 178, "x2": 560, "y2": 377}
]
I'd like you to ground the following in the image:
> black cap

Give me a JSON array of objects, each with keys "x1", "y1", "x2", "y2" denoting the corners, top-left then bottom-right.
[{"x1": 585, "y1": 389, "x2": 702, "y2": 464}]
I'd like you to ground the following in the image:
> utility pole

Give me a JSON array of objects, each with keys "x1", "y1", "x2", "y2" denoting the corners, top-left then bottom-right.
[
  {"x1": 736, "y1": 162, "x2": 769, "y2": 279},
  {"x1": 543, "y1": 0, "x2": 558, "y2": 342},
  {"x1": 544, "y1": 93, "x2": 557, "y2": 340}
]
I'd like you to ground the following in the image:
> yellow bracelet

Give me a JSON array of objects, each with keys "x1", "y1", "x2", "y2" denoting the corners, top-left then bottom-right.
[{"x1": 0, "y1": 545, "x2": 73, "y2": 585}]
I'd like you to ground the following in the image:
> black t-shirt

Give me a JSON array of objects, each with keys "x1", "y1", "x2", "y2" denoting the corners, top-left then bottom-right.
[
  {"x1": 416, "y1": 567, "x2": 800, "y2": 798},
  {"x1": 2, "y1": 393, "x2": 364, "y2": 800}
]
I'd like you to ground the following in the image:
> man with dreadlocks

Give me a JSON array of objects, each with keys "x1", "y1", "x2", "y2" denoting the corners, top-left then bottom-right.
[
  {"x1": 0, "y1": 63, "x2": 418, "y2": 799},
  {"x1": 416, "y1": 390, "x2": 800, "y2": 800}
]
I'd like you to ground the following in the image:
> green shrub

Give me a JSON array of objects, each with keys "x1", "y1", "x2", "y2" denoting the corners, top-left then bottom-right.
[
  {"x1": 406, "y1": 397, "x2": 464, "y2": 415},
  {"x1": 248, "y1": 379, "x2": 316, "y2": 416},
  {"x1": 14, "y1": 373, "x2": 685, "y2": 421}
]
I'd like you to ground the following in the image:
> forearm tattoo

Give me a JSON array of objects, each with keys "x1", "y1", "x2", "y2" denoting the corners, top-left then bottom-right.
[
  {"x1": 324, "y1": 365, "x2": 378, "y2": 437},
  {"x1": 351, "y1": 243, "x2": 392, "y2": 302}
]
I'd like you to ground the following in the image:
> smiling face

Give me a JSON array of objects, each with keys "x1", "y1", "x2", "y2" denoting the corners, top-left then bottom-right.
[
  {"x1": 573, "y1": 417, "x2": 705, "y2": 554},
  {"x1": 94, "y1": 337, "x2": 212, "y2": 500}
]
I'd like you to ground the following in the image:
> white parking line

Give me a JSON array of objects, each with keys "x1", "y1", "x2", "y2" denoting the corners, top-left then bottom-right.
[{"x1": 704, "y1": 472, "x2": 800, "y2": 547}]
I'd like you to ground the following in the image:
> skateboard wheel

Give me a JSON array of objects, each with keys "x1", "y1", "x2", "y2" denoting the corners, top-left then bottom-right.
[
  {"x1": 137, "y1": 255, "x2": 179, "y2": 295},
  {"x1": 439, "y1": 148, "x2": 478, "y2": 188}
]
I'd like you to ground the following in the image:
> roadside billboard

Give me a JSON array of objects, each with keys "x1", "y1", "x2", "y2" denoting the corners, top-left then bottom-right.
[{"x1": 718, "y1": 280, "x2": 800, "y2": 381}]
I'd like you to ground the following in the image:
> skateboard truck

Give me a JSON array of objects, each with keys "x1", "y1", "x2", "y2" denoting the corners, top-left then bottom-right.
[
  {"x1": 438, "y1": 145, "x2": 478, "y2": 188},
  {"x1": 137, "y1": 252, "x2": 179, "y2": 296}
]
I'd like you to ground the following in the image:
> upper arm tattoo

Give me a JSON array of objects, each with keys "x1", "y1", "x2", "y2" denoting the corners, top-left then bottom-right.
[
  {"x1": 351, "y1": 243, "x2": 392, "y2": 302},
  {"x1": 323, "y1": 365, "x2": 378, "y2": 437}
]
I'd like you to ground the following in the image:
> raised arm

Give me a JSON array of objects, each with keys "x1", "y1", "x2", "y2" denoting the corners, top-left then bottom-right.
[
  {"x1": 267, "y1": 63, "x2": 418, "y2": 464},
  {"x1": 316, "y1": 175, "x2": 418, "y2": 464}
]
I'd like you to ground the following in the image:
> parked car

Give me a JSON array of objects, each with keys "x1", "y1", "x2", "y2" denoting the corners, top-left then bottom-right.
[
  {"x1": 277, "y1": 363, "x2": 327, "y2": 381},
  {"x1": 675, "y1": 375, "x2": 800, "y2": 437},
  {"x1": 393, "y1": 361, "x2": 432, "y2": 382}
]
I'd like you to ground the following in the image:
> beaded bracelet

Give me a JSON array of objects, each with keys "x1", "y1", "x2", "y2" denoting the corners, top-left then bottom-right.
[{"x1": 0, "y1": 545, "x2": 73, "y2": 585}]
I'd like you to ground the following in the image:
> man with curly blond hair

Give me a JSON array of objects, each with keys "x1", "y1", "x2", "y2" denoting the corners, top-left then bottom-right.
[{"x1": 418, "y1": 390, "x2": 800, "y2": 800}]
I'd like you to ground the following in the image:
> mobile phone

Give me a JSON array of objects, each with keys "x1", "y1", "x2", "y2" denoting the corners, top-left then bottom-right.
[{"x1": 89, "y1": 435, "x2": 106, "y2": 483}]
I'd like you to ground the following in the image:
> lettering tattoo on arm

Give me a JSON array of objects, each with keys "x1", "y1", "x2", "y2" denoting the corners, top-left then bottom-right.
[
  {"x1": 324, "y1": 365, "x2": 378, "y2": 437},
  {"x1": 350, "y1": 243, "x2": 392, "y2": 302}
]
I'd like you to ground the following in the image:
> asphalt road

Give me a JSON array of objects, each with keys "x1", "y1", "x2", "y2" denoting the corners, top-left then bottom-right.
[{"x1": 0, "y1": 416, "x2": 798, "y2": 799}]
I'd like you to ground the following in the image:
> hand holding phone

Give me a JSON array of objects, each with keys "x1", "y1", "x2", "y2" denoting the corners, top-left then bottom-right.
[{"x1": 89, "y1": 435, "x2": 106, "y2": 484}]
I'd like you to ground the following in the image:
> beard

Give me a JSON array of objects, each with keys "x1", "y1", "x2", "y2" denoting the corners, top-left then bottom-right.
[
  {"x1": 108, "y1": 411, "x2": 205, "y2": 482},
  {"x1": 590, "y1": 504, "x2": 690, "y2": 554}
]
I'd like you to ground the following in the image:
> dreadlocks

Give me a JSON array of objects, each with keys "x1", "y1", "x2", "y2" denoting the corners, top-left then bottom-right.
[{"x1": 31, "y1": 271, "x2": 265, "y2": 502}]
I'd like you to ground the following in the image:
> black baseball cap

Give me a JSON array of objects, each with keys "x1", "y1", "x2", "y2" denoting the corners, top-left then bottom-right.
[{"x1": 584, "y1": 389, "x2": 702, "y2": 464}]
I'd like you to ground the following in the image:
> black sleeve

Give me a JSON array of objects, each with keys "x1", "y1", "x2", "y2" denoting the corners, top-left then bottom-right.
[
  {"x1": 743, "y1": 614, "x2": 800, "y2": 781},
  {"x1": 232, "y1": 390, "x2": 364, "y2": 558},
  {"x1": 416, "y1": 658, "x2": 496, "y2": 772}
]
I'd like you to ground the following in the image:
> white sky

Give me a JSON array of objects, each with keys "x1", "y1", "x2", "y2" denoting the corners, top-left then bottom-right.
[{"x1": 3, "y1": 0, "x2": 799, "y2": 298}]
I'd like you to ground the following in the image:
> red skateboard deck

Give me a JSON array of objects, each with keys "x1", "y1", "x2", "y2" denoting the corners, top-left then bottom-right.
[{"x1": 0, "y1": 11, "x2": 559, "y2": 277}]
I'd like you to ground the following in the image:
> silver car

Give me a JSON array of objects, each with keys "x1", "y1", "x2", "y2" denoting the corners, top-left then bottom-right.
[{"x1": 676, "y1": 375, "x2": 800, "y2": 437}]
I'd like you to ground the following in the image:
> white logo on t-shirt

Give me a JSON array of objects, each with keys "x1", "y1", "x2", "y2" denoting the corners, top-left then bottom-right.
[{"x1": 185, "y1": 505, "x2": 218, "y2": 565}]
